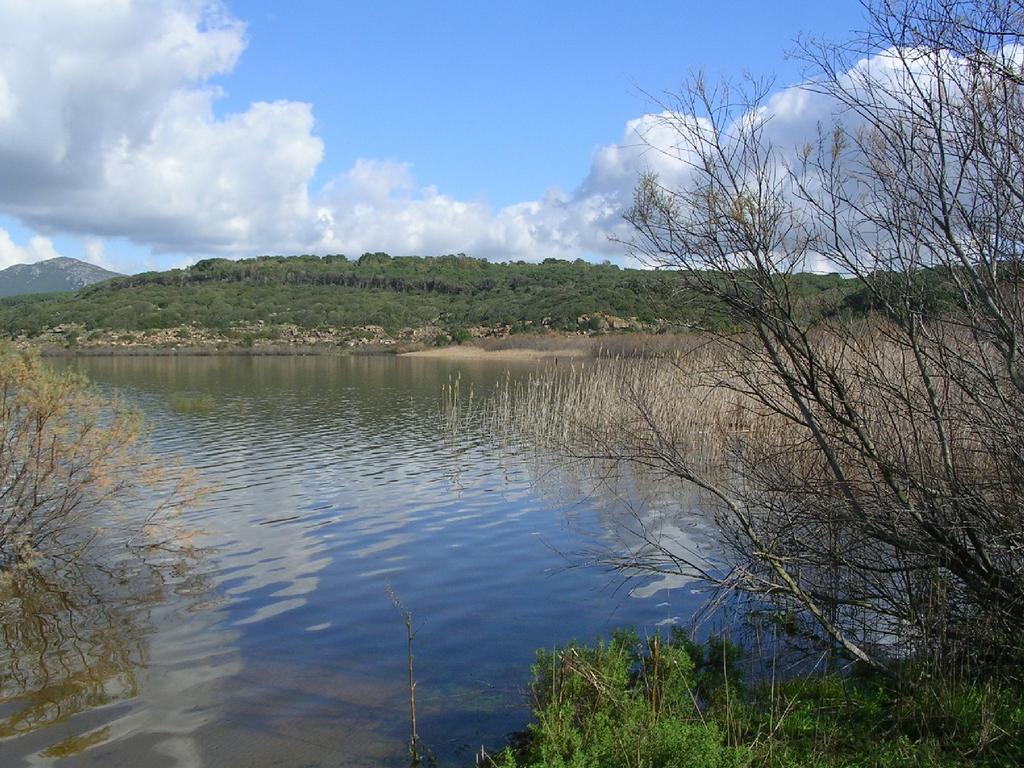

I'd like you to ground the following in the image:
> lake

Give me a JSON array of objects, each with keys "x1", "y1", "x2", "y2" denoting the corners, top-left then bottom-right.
[{"x1": 0, "y1": 355, "x2": 708, "y2": 767}]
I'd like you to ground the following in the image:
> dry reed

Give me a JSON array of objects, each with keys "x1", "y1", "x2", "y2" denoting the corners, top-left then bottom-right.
[{"x1": 443, "y1": 336, "x2": 777, "y2": 478}]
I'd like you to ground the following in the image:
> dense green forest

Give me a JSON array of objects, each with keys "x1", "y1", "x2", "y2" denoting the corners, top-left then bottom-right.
[{"x1": 0, "y1": 252, "x2": 854, "y2": 338}]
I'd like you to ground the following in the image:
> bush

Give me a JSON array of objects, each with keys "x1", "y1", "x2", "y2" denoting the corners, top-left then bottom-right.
[
  {"x1": 0, "y1": 344, "x2": 188, "y2": 565},
  {"x1": 495, "y1": 631, "x2": 743, "y2": 768},
  {"x1": 489, "y1": 631, "x2": 1024, "y2": 768}
]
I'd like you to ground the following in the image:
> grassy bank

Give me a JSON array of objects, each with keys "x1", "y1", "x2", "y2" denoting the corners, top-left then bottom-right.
[{"x1": 485, "y1": 631, "x2": 1024, "y2": 768}]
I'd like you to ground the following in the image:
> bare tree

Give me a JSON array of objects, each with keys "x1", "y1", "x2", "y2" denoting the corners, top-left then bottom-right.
[{"x1": 621, "y1": 0, "x2": 1024, "y2": 674}]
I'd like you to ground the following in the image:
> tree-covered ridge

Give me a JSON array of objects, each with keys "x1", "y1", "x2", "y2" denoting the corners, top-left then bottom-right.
[{"x1": 0, "y1": 252, "x2": 853, "y2": 336}]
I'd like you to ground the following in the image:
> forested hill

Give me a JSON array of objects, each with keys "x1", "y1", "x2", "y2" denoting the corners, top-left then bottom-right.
[{"x1": 0, "y1": 252, "x2": 851, "y2": 337}]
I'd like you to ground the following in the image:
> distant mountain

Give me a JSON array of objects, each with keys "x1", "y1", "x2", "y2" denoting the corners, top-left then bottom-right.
[{"x1": 0, "y1": 257, "x2": 122, "y2": 298}]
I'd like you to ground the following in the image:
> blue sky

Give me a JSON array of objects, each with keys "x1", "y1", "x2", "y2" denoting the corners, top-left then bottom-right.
[
  {"x1": 220, "y1": 1, "x2": 865, "y2": 203},
  {"x1": 0, "y1": 1, "x2": 867, "y2": 274}
]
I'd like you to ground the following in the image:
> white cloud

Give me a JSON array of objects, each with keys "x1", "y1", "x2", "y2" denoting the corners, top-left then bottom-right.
[
  {"x1": 307, "y1": 114, "x2": 708, "y2": 263},
  {"x1": 303, "y1": 94, "x2": 841, "y2": 265},
  {"x1": 0, "y1": 2, "x2": 964, "y2": 270},
  {"x1": 0, "y1": 0, "x2": 321, "y2": 255},
  {"x1": 0, "y1": 228, "x2": 63, "y2": 269},
  {"x1": 0, "y1": 0, "x2": 736, "y2": 265},
  {"x1": 82, "y1": 237, "x2": 110, "y2": 269}
]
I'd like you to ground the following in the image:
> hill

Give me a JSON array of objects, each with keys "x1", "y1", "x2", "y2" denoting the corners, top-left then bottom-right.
[
  {"x1": 0, "y1": 257, "x2": 121, "y2": 298},
  {"x1": 0, "y1": 253, "x2": 854, "y2": 346}
]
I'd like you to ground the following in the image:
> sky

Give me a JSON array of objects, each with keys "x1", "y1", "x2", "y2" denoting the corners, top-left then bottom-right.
[{"x1": 0, "y1": 1, "x2": 869, "y2": 275}]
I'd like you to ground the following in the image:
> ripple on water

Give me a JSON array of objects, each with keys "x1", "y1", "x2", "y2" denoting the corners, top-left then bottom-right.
[{"x1": 0, "y1": 355, "x2": 714, "y2": 767}]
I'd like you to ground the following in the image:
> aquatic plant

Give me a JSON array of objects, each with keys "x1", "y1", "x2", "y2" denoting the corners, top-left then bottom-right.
[{"x1": 169, "y1": 392, "x2": 217, "y2": 414}]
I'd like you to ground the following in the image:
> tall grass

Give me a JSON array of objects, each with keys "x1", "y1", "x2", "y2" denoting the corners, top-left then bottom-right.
[
  {"x1": 474, "y1": 332, "x2": 698, "y2": 358},
  {"x1": 447, "y1": 324, "x2": 1024, "y2": 667},
  {"x1": 441, "y1": 337, "x2": 772, "y2": 589},
  {"x1": 446, "y1": 334, "x2": 1024, "y2": 765},
  {"x1": 443, "y1": 336, "x2": 775, "y2": 477}
]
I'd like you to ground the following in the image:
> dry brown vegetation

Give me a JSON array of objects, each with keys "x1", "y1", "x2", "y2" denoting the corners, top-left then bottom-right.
[
  {"x1": 473, "y1": 332, "x2": 696, "y2": 358},
  {"x1": 446, "y1": 338, "x2": 763, "y2": 475},
  {"x1": 0, "y1": 343, "x2": 206, "y2": 740},
  {"x1": 455, "y1": 0, "x2": 1024, "y2": 683},
  {"x1": 457, "y1": 318, "x2": 1024, "y2": 670},
  {"x1": 0, "y1": 344, "x2": 197, "y2": 566}
]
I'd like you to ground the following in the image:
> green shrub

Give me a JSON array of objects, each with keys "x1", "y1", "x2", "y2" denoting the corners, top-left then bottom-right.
[
  {"x1": 491, "y1": 632, "x2": 1024, "y2": 768},
  {"x1": 498, "y1": 631, "x2": 743, "y2": 768}
]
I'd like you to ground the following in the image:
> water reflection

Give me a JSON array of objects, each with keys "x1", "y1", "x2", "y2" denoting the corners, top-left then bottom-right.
[
  {"x1": 0, "y1": 561, "x2": 149, "y2": 741},
  {"x1": 0, "y1": 355, "x2": 709, "y2": 766},
  {"x1": 0, "y1": 533, "x2": 223, "y2": 752}
]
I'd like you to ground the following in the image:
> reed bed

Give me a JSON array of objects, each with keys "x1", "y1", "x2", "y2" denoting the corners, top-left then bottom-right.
[
  {"x1": 474, "y1": 332, "x2": 697, "y2": 358},
  {"x1": 451, "y1": 324, "x2": 1020, "y2": 499},
  {"x1": 445, "y1": 323, "x2": 1024, "y2": 672},
  {"x1": 441, "y1": 341, "x2": 753, "y2": 590},
  {"x1": 443, "y1": 337, "x2": 779, "y2": 479}
]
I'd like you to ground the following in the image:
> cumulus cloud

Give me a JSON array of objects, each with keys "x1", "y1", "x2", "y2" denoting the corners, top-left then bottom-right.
[
  {"x1": 0, "y1": 0, "x2": 322, "y2": 255},
  {"x1": 0, "y1": 1, "x2": 936, "y2": 268},
  {"x1": 308, "y1": 114, "x2": 716, "y2": 262},
  {"x1": 305, "y1": 96, "x2": 830, "y2": 264},
  {"x1": 304, "y1": 92, "x2": 844, "y2": 264},
  {"x1": 0, "y1": 228, "x2": 63, "y2": 270}
]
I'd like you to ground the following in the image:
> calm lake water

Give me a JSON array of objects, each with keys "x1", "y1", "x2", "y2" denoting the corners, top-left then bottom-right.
[{"x1": 1, "y1": 355, "x2": 708, "y2": 767}]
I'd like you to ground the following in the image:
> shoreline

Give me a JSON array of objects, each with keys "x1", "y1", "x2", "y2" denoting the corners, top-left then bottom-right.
[
  {"x1": 28, "y1": 341, "x2": 590, "y2": 360},
  {"x1": 35, "y1": 343, "x2": 354, "y2": 357},
  {"x1": 400, "y1": 345, "x2": 590, "y2": 361},
  {"x1": 16, "y1": 329, "x2": 692, "y2": 359},
  {"x1": 34, "y1": 343, "x2": 593, "y2": 361}
]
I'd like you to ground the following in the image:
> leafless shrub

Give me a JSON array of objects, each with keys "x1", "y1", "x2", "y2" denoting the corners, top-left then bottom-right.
[
  {"x1": 457, "y1": 0, "x2": 1024, "y2": 678},
  {"x1": 624, "y1": 0, "x2": 1024, "y2": 675},
  {"x1": 0, "y1": 344, "x2": 198, "y2": 567}
]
